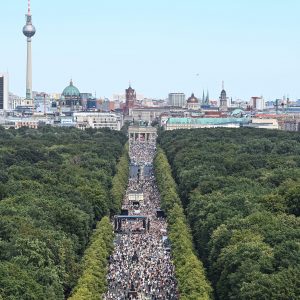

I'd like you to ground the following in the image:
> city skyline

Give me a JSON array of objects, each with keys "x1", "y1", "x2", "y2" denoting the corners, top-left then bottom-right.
[{"x1": 1, "y1": 0, "x2": 300, "y2": 100}]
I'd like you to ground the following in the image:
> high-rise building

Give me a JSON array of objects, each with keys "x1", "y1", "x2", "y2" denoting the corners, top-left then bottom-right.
[
  {"x1": 0, "y1": 73, "x2": 9, "y2": 111},
  {"x1": 250, "y1": 96, "x2": 265, "y2": 110},
  {"x1": 168, "y1": 93, "x2": 186, "y2": 107},
  {"x1": 22, "y1": 0, "x2": 36, "y2": 105}
]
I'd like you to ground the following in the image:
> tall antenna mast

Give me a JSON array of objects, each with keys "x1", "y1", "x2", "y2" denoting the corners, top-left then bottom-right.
[
  {"x1": 28, "y1": 0, "x2": 31, "y2": 15},
  {"x1": 222, "y1": 80, "x2": 224, "y2": 90},
  {"x1": 23, "y1": 0, "x2": 36, "y2": 103}
]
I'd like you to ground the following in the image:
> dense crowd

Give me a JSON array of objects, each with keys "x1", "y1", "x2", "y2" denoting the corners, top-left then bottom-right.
[
  {"x1": 130, "y1": 142, "x2": 156, "y2": 165},
  {"x1": 104, "y1": 142, "x2": 178, "y2": 300}
]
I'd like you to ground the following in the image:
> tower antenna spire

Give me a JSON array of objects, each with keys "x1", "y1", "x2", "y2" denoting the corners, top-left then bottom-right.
[
  {"x1": 222, "y1": 80, "x2": 224, "y2": 90},
  {"x1": 23, "y1": 0, "x2": 36, "y2": 102},
  {"x1": 28, "y1": 0, "x2": 31, "y2": 15}
]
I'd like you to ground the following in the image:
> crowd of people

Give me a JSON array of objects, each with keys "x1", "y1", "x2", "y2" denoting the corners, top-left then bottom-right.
[
  {"x1": 104, "y1": 142, "x2": 178, "y2": 300},
  {"x1": 130, "y1": 142, "x2": 156, "y2": 165}
]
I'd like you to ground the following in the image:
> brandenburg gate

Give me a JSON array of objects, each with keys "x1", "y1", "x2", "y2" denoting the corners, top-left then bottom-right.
[{"x1": 128, "y1": 125, "x2": 157, "y2": 149}]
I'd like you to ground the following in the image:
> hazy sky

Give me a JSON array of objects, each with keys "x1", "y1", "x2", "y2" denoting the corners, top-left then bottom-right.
[{"x1": 1, "y1": 0, "x2": 299, "y2": 100}]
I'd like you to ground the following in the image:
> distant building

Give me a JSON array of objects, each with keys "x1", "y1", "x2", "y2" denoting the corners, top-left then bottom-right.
[
  {"x1": 246, "y1": 118, "x2": 279, "y2": 130},
  {"x1": 124, "y1": 84, "x2": 137, "y2": 115},
  {"x1": 33, "y1": 92, "x2": 51, "y2": 114},
  {"x1": 0, "y1": 73, "x2": 9, "y2": 111},
  {"x1": 109, "y1": 101, "x2": 115, "y2": 111},
  {"x1": 168, "y1": 93, "x2": 186, "y2": 107},
  {"x1": 141, "y1": 98, "x2": 155, "y2": 107},
  {"x1": 131, "y1": 107, "x2": 170, "y2": 123},
  {"x1": 80, "y1": 93, "x2": 93, "y2": 109},
  {"x1": 219, "y1": 82, "x2": 228, "y2": 111},
  {"x1": 251, "y1": 97, "x2": 265, "y2": 110},
  {"x1": 73, "y1": 112, "x2": 123, "y2": 130},
  {"x1": 60, "y1": 80, "x2": 82, "y2": 109},
  {"x1": 57, "y1": 116, "x2": 75, "y2": 127},
  {"x1": 265, "y1": 100, "x2": 275, "y2": 108},
  {"x1": 164, "y1": 117, "x2": 249, "y2": 131},
  {"x1": 50, "y1": 93, "x2": 61, "y2": 100},
  {"x1": 9, "y1": 93, "x2": 23, "y2": 110},
  {"x1": 186, "y1": 93, "x2": 199, "y2": 110},
  {"x1": 12, "y1": 119, "x2": 39, "y2": 129},
  {"x1": 282, "y1": 118, "x2": 300, "y2": 132},
  {"x1": 286, "y1": 107, "x2": 300, "y2": 114},
  {"x1": 86, "y1": 98, "x2": 97, "y2": 110},
  {"x1": 3, "y1": 116, "x2": 53, "y2": 129},
  {"x1": 128, "y1": 125, "x2": 157, "y2": 146},
  {"x1": 97, "y1": 98, "x2": 110, "y2": 112},
  {"x1": 201, "y1": 90, "x2": 210, "y2": 106},
  {"x1": 231, "y1": 109, "x2": 247, "y2": 118},
  {"x1": 80, "y1": 93, "x2": 93, "y2": 101}
]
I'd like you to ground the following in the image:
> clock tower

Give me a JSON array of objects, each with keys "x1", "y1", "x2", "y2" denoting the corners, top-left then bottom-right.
[{"x1": 124, "y1": 83, "x2": 136, "y2": 115}]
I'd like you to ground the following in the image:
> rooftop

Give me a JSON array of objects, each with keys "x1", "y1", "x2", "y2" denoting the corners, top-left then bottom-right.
[
  {"x1": 62, "y1": 80, "x2": 80, "y2": 97},
  {"x1": 167, "y1": 117, "x2": 249, "y2": 125}
]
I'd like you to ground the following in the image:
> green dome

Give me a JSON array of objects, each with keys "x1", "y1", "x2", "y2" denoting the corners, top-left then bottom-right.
[
  {"x1": 231, "y1": 109, "x2": 245, "y2": 117},
  {"x1": 62, "y1": 80, "x2": 80, "y2": 97}
]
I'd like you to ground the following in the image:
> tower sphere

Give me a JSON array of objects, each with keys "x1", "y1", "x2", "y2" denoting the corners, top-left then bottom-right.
[{"x1": 23, "y1": 24, "x2": 36, "y2": 38}]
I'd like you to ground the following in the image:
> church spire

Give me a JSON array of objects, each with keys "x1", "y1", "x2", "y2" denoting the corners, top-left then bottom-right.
[{"x1": 206, "y1": 90, "x2": 209, "y2": 105}]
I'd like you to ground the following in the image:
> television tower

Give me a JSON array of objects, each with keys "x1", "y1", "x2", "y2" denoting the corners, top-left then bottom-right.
[{"x1": 23, "y1": 0, "x2": 36, "y2": 102}]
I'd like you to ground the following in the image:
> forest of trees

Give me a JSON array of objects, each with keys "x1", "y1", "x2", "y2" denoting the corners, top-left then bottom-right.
[
  {"x1": 158, "y1": 128, "x2": 300, "y2": 300},
  {"x1": 69, "y1": 147, "x2": 129, "y2": 299},
  {"x1": 0, "y1": 126, "x2": 127, "y2": 300},
  {"x1": 154, "y1": 148, "x2": 212, "y2": 300}
]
